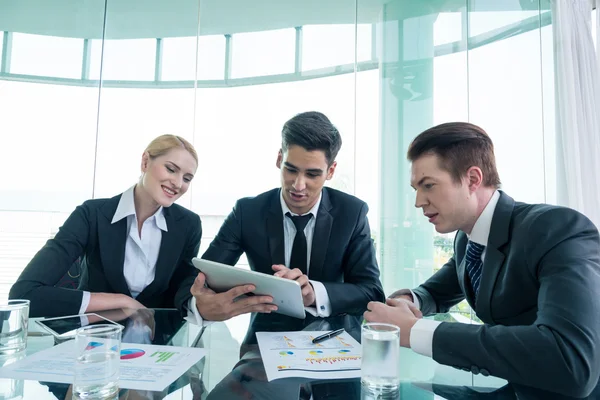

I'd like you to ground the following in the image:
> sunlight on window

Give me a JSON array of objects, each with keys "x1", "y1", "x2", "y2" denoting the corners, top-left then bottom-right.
[
  {"x1": 197, "y1": 35, "x2": 226, "y2": 80},
  {"x1": 11, "y1": 33, "x2": 83, "y2": 79},
  {"x1": 94, "y1": 88, "x2": 196, "y2": 199},
  {"x1": 162, "y1": 35, "x2": 226, "y2": 81},
  {"x1": 469, "y1": 28, "x2": 547, "y2": 204},
  {"x1": 593, "y1": 9, "x2": 597, "y2": 50},
  {"x1": 231, "y1": 28, "x2": 295, "y2": 78},
  {"x1": 469, "y1": 10, "x2": 540, "y2": 37},
  {"x1": 434, "y1": 12, "x2": 463, "y2": 46},
  {"x1": 0, "y1": 81, "x2": 98, "y2": 212},
  {"x1": 90, "y1": 39, "x2": 155, "y2": 81},
  {"x1": 193, "y1": 74, "x2": 356, "y2": 217},
  {"x1": 302, "y1": 24, "x2": 372, "y2": 71},
  {"x1": 162, "y1": 36, "x2": 197, "y2": 80}
]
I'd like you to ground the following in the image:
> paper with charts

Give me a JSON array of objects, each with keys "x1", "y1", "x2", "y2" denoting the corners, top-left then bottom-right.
[
  {"x1": 0, "y1": 341, "x2": 206, "y2": 391},
  {"x1": 256, "y1": 330, "x2": 362, "y2": 381}
]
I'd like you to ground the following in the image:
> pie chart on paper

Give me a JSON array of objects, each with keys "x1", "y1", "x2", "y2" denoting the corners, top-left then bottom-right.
[{"x1": 120, "y1": 348, "x2": 146, "y2": 360}]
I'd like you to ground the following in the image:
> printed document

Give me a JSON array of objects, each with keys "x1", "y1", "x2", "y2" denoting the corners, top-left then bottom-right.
[
  {"x1": 0, "y1": 341, "x2": 206, "y2": 391},
  {"x1": 256, "y1": 331, "x2": 362, "y2": 381}
]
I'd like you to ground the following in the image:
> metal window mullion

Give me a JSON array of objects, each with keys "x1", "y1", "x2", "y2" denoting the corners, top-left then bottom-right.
[
  {"x1": 81, "y1": 39, "x2": 91, "y2": 80},
  {"x1": 224, "y1": 34, "x2": 232, "y2": 80},
  {"x1": 371, "y1": 23, "x2": 377, "y2": 61},
  {"x1": 295, "y1": 26, "x2": 303, "y2": 74},
  {"x1": 155, "y1": 38, "x2": 163, "y2": 81},
  {"x1": 1, "y1": 32, "x2": 13, "y2": 73}
]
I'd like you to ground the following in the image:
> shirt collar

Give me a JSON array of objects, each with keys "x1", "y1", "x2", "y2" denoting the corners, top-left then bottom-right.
[
  {"x1": 111, "y1": 185, "x2": 168, "y2": 232},
  {"x1": 280, "y1": 189, "x2": 322, "y2": 220},
  {"x1": 467, "y1": 190, "x2": 500, "y2": 246}
]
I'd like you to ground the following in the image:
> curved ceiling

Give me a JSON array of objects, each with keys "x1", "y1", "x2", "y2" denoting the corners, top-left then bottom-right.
[{"x1": 0, "y1": 0, "x2": 545, "y2": 40}]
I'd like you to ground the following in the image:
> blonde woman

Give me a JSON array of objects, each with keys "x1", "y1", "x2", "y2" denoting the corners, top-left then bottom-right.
[{"x1": 10, "y1": 135, "x2": 202, "y2": 318}]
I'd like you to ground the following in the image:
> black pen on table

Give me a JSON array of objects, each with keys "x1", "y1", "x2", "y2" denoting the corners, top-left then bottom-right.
[{"x1": 312, "y1": 328, "x2": 345, "y2": 344}]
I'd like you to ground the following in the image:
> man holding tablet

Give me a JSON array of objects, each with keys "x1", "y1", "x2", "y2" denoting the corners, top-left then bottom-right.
[{"x1": 190, "y1": 111, "x2": 385, "y2": 322}]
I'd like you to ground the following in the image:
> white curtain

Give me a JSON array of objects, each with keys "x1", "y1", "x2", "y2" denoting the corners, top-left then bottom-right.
[{"x1": 552, "y1": 0, "x2": 600, "y2": 228}]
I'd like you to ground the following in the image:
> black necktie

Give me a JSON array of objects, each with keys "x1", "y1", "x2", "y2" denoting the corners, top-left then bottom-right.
[{"x1": 286, "y1": 212, "x2": 312, "y2": 275}]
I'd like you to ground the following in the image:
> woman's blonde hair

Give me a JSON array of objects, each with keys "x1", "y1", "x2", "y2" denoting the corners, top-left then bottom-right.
[{"x1": 144, "y1": 134, "x2": 198, "y2": 165}]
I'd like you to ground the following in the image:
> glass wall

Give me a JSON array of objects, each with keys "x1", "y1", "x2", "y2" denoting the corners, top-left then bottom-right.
[{"x1": 0, "y1": 0, "x2": 554, "y2": 338}]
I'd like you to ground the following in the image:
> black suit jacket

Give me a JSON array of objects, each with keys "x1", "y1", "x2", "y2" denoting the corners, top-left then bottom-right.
[
  {"x1": 202, "y1": 187, "x2": 384, "y2": 316},
  {"x1": 413, "y1": 191, "x2": 600, "y2": 397},
  {"x1": 9, "y1": 194, "x2": 202, "y2": 318}
]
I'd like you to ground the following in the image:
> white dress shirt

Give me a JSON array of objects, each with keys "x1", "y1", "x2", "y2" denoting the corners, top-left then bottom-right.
[
  {"x1": 410, "y1": 190, "x2": 501, "y2": 357},
  {"x1": 279, "y1": 190, "x2": 332, "y2": 317},
  {"x1": 187, "y1": 190, "x2": 333, "y2": 326},
  {"x1": 79, "y1": 186, "x2": 197, "y2": 319}
]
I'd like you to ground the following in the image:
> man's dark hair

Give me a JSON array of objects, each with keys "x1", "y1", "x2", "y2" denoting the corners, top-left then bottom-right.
[
  {"x1": 281, "y1": 111, "x2": 342, "y2": 165},
  {"x1": 407, "y1": 122, "x2": 501, "y2": 188}
]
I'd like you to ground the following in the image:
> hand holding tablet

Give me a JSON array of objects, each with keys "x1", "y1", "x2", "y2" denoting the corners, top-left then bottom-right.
[{"x1": 191, "y1": 258, "x2": 306, "y2": 320}]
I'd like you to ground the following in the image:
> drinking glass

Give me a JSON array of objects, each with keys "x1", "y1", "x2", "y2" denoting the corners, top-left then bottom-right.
[
  {"x1": 73, "y1": 324, "x2": 122, "y2": 399},
  {"x1": 0, "y1": 300, "x2": 30, "y2": 355},
  {"x1": 0, "y1": 352, "x2": 25, "y2": 399},
  {"x1": 361, "y1": 323, "x2": 400, "y2": 394}
]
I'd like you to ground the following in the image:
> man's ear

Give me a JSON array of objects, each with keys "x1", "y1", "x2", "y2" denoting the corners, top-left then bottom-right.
[
  {"x1": 141, "y1": 151, "x2": 150, "y2": 172},
  {"x1": 276, "y1": 149, "x2": 283, "y2": 169},
  {"x1": 466, "y1": 166, "x2": 483, "y2": 192},
  {"x1": 326, "y1": 161, "x2": 337, "y2": 180}
]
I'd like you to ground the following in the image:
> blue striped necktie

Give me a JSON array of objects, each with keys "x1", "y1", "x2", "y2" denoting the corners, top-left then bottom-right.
[{"x1": 465, "y1": 241, "x2": 486, "y2": 300}]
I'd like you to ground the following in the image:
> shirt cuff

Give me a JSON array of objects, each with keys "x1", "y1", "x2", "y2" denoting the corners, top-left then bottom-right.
[
  {"x1": 410, "y1": 319, "x2": 442, "y2": 358},
  {"x1": 185, "y1": 297, "x2": 213, "y2": 327},
  {"x1": 79, "y1": 291, "x2": 91, "y2": 314},
  {"x1": 306, "y1": 280, "x2": 331, "y2": 318},
  {"x1": 409, "y1": 289, "x2": 420, "y2": 310}
]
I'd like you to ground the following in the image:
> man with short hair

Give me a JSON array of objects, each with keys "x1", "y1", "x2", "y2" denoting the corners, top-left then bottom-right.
[
  {"x1": 192, "y1": 111, "x2": 384, "y2": 323},
  {"x1": 365, "y1": 122, "x2": 600, "y2": 398}
]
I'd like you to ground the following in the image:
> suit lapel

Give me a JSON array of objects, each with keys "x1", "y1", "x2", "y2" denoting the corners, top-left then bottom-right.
[
  {"x1": 309, "y1": 189, "x2": 332, "y2": 281},
  {"x1": 267, "y1": 191, "x2": 285, "y2": 266},
  {"x1": 138, "y1": 207, "x2": 185, "y2": 300},
  {"x1": 476, "y1": 191, "x2": 514, "y2": 322},
  {"x1": 98, "y1": 196, "x2": 131, "y2": 296}
]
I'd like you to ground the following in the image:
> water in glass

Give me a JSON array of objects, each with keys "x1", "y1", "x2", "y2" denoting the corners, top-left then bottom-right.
[
  {"x1": 73, "y1": 324, "x2": 122, "y2": 400},
  {"x1": 74, "y1": 350, "x2": 119, "y2": 399},
  {"x1": 361, "y1": 324, "x2": 400, "y2": 393},
  {"x1": 0, "y1": 300, "x2": 30, "y2": 355}
]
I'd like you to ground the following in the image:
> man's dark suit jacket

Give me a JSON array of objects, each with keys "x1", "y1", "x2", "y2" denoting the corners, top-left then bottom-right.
[
  {"x1": 412, "y1": 191, "x2": 600, "y2": 398},
  {"x1": 9, "y1": 194, "x2": 202, "y2": 318},
  {"x1": 202, "y1": 187, "x2": 385, "y2": 316}
]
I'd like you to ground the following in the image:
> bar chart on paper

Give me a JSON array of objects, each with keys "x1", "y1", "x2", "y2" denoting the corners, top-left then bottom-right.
[
  {"x1": 256, "y1": 331, "x2": 362, "y2": 381},
  {"x1": 151, "y1": 351, "x2": 177, "y2": 363}
]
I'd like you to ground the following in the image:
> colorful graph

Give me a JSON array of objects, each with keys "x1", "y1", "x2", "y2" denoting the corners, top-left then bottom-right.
[
  {"x1": 120, "y1": 348, "x2": 146, "y2": 360},
  {"x1": 305, "y1": 355, "x2": 361, "y2": 365},
  {"x1": 85, "y1": 342, "x2": 103, "y2": 350},
  {"x1": 279, "y1": 351, "x2": 294, "y2": 356},
  {"x1": 150, "y1": 351, "x2": 177, "y2": 363},
  {"x1": 335, "y1": 336, "x2": 352, "y2": 347},
  {"x1": 283, "y1": 336, "x2": 296, "y2": 348}
]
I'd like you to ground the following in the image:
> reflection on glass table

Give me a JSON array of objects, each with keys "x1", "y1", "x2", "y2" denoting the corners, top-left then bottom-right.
[
  {"x1": 1, "y1": 308, "x2": 204, "y2": 400},
  {"x1": 10, "y1": 310, "x2": 599, "y2": 399},
  {"x1": 197, "y1": 313, "x2": 599, "y2": 400}
]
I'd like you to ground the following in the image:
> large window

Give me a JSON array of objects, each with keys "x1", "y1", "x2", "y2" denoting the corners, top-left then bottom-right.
[{"x1": 1, "y1": 0, "x2": 556, "y2": 347}]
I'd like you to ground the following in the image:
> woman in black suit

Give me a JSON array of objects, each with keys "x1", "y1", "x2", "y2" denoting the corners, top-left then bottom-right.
[{"x1": 10, "y1": 134, "x2": 202, "y2": 318}]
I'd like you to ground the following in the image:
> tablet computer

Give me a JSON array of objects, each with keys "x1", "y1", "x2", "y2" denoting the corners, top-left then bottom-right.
[
  {"x1": 35, "y1": 313, "x2": 122, "y2": 339},
  {"x1": 192, "y1": 258, "x2": 306, "y2": 319}
]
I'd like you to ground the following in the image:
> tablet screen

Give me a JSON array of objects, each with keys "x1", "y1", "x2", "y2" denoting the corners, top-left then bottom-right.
[
  {"x1": 36, "y1": 314, "x2": 122, "y2": 337},
  {"x1": 36, "y1": 309, "x2": 186, "y2": 345}
]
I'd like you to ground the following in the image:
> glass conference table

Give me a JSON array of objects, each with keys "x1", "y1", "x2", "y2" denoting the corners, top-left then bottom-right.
[{"x1": 0, "y1": 309, "x2": 594, "y2": 399}]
